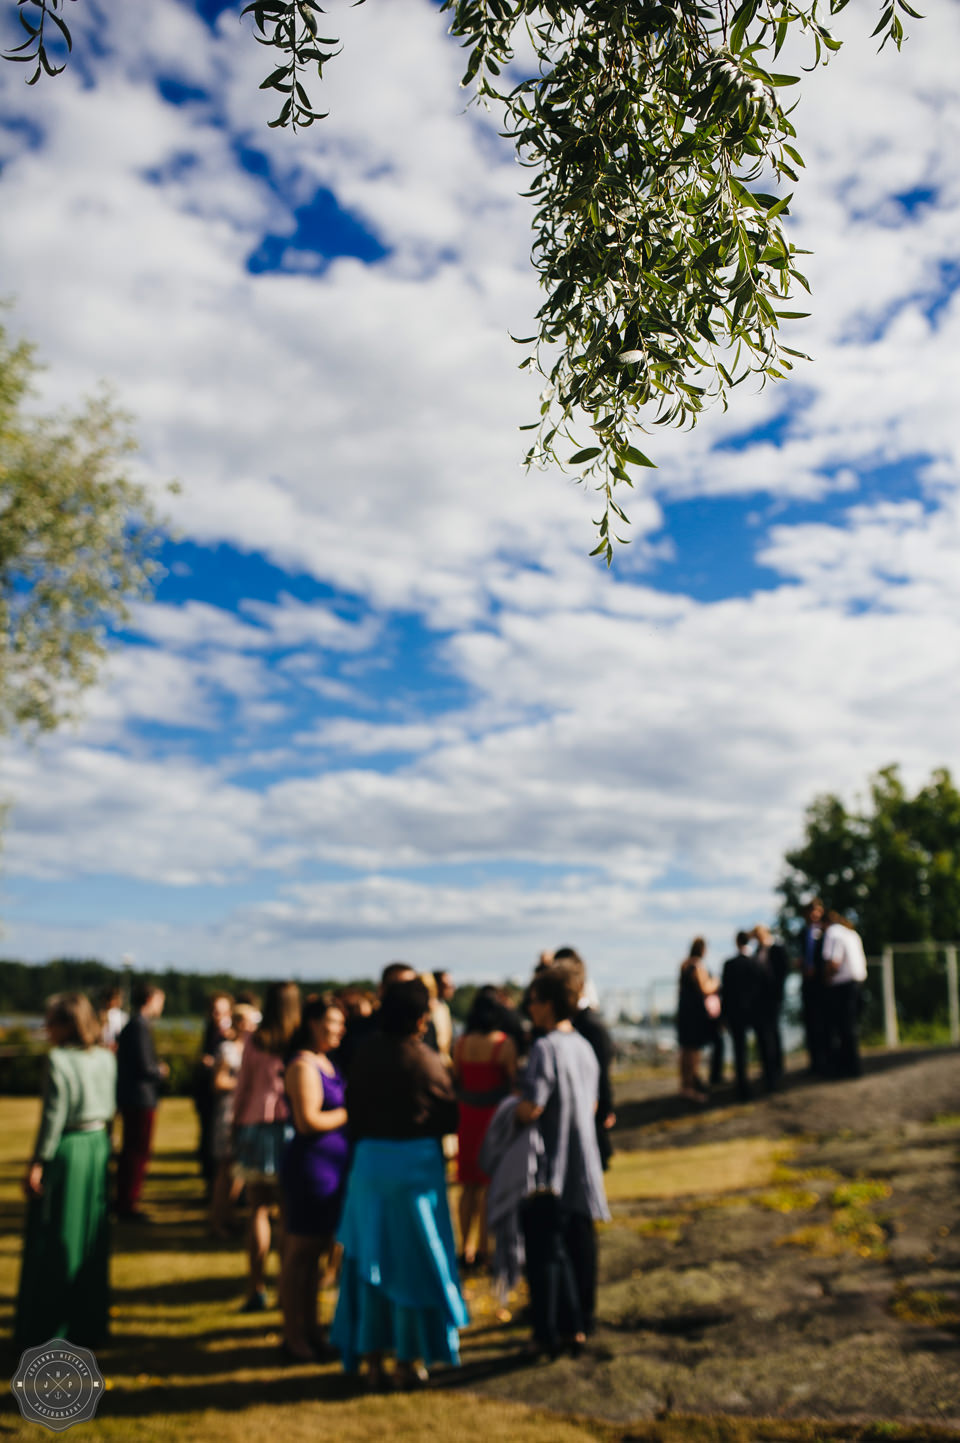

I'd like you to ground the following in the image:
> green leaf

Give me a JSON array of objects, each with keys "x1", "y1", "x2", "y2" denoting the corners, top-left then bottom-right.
[
  {"x1": 620, "y1": 445, "x2": 657, "y2": 469},
  {"x1": 259, "y1": 65, "x2": 291, "y2": 90},
  {"x1": 569, "y1": 446, "x2": 602, "y2": 464}
]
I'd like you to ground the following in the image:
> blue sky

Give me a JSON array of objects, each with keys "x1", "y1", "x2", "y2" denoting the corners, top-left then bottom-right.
[{"x1": 1, "y1": 0, "x2": 959, "y2": 995}]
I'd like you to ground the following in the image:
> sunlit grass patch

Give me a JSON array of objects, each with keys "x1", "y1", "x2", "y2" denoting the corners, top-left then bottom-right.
[
  {"x1": 772, "y1": 1163, "x2": 841, "y2": 1185},
  {"x1": 777, "y1": 1222, "x2": 863, "y2": 1258},
  {"x1": 778, "y1": 1174, "x2": 893, "y2": 1261},
  {"x1": 756, "y1": 1186, "x2": 820, "y2": 1214},
  {"x1": 627, "y1": 1214, "x2": 688, "y2": 1243},
  {"x1": 889, "y1": 1287, "x2": 960, "y2": 1328},
  {"x1": 830, "y1": 1207, "x2": 889, "y2": 1259},
  {"x1": 830, "y1": 1180, "x2": 891, "y2": 1208},
  {"x1": 606, "y1": 1138, "x2": 794, "y2": 1202}
]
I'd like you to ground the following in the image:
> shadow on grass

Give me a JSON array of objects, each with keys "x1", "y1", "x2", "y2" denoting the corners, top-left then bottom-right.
[
  {"x1": 110, "y1": 1212, "x2": 234, "y2": 1253},
  {"x1": 87, "y1": 1345, "x2": 548, "y2": 1416},
  {"x1": 65, "y1": 1371, "x2": 359, "y2": 1416},
  {"x1": 111, "y1": 1274, "x2": 246, "y2": 1307},
  {"x1": 100, "y1": 1336, "x2": 290, "y2": 1377},
  {"x1": 614, "y1": 1045, "x2": 960, "y2": 1135}
]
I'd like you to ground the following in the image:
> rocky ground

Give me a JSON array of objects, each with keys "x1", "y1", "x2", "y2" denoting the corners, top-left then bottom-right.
[{"x1": 452, "y1": 1048, "x2": 960, "y2": 1429}]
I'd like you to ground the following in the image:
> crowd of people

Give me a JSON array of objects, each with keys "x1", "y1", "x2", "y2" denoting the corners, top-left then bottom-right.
[
  {"x1": 13, "y1": 949, "x2": 616, "y2": 1387},
  {"x1": 12, "y1": 913, "x2": 873, "y2": 1380},
  {"x1": 675, "y1": 902, "x2": 869, "y2": 1101}
]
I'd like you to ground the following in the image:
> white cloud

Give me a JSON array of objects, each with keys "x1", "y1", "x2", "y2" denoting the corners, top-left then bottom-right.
[
  {"x1": 1, "y1": 0, "x2": 959, "y2": 982},
  {"x1": 129, "y1": 595, "x2": 379, "y2": 655},
  {"x1": 294, "y1": 719, "x2": 467, "y2": 756},
  {"x1": 0, "y1": 744, "x2": 265, "y2": 884}
]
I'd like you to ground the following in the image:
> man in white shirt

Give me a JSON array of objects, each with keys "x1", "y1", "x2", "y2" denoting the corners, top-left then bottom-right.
[{"x1": 821, "y1": 911, "x2": 868, "y2": 1078}]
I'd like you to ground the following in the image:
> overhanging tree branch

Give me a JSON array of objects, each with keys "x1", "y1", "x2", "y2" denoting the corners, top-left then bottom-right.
[{"x1": 3, "y1": 0, "x2": 921, "y2": 561}]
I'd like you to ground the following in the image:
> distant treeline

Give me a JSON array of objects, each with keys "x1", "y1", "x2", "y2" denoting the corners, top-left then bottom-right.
[{"x1": 0, "y1": 958, "x2": 376, "y2": 1019}]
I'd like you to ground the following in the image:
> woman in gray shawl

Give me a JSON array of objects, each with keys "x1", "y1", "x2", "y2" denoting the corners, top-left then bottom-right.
[{"x1": 514, "y1": 964, "x2": 609, "y2": 1358}]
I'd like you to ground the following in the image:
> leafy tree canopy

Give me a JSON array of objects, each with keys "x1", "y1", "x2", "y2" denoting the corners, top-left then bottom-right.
[
  {"x1": 4, "y1": 0, "x2": 920, "y2": 559},
  {"x1": 0, "y1": 321, "x2": 162, "y2": 734},
  {"x1": 778, "y1": 765, "x2": 960, "y2": 956}
]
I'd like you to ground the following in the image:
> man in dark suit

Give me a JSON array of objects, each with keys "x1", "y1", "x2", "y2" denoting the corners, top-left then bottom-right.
[
  {"x1": 721, "y1": 931, "x2": 778, "y2": 1101},
  {"x1": 552, "y1": 947, "x2": 616, "y2": 1169},
  {"x1": 116, "y1": 982, "x2": 168, "y2": 1220},
  {"x1": 797, "y1": 898, "x2": 828, "y2": 1074},
  {"x1": 752, "y1": 923, "x2": 789, "y2": 1081}
]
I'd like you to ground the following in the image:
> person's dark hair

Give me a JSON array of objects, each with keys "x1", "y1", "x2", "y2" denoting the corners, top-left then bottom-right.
[
  {"x1": 552, "y1": 946, "x2": 586, "y2": 998},
  {"x1": 381, "y1": 961, "x2": 416, "y2": 991},
  {"x1": 236, "y1": 989, "x2": 261, "y2": 1011},
  {"x1": 826, "y1": 909, "x2": 854, "y2": 929},
  {"x1": 290, "y1": 992, "x2": 342, "y2": 1053},
  {"x1": 528, "y1": 965, "x2": 578, "y2": 1022},
  {"x1": 47, "y1": 992, "x2": 101, "y2": 1048},
  {"x1": 465, "y1": 985, "x2": 505, "y2": 1036},
  {"x1": 255, "y1": 981, "x2": 302, "y2": 1055},
  {"x1": 689, "y1": 937, "x2": 706, "y2": 959},
  {"x1": 804, "y1": 898, "x2": 824, "y2": 918},
  {"x1": 96, "y1": 984, "x2": 122, "y2": 1012},
  {"x1": 379, "y1": 978, "x2": 430, "y2": 1037},
  {"x1": 735, "y1": 930, "x2": 751, "y2": 949},
  {"x1": 131, "y1": 980, "x2": 160, "y2": 1012}
]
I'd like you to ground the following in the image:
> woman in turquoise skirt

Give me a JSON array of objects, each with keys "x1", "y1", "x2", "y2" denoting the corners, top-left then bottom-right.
[
  {"x1": 331, "y1": 977, "x2": 467, "y2": 1390},
  {"x1": 15, "y1": 992, "x2": 117, "y2": 1348}
]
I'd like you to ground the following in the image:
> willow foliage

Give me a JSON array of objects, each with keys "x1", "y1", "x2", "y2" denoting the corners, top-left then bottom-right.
[
  {"x1": 0, "y1": 324, "x2": 162, "y2": 733},
  {"x1": 4, "y1": 0, "x2": 919, "y2": 560}
]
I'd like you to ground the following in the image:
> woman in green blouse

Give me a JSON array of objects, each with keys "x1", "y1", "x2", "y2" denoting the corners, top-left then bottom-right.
[{"x1": 15, "y1": 992, "x2": 117, "y2": 1348}]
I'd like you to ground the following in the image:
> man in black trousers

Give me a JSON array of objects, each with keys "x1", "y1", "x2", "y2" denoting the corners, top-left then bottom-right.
[
  {"x1": 721, "y1": 931, "x2": 778, "y2": 1101},
  {"x1": 752, "y1": 923, "x2": 789, "y2": 1082},
  {"x1": 116, "y1": 983, "x2": 169, "y2": 1220},
  {"x1": 797, "y1": 898, "x2": 828, "y2": 1074}
]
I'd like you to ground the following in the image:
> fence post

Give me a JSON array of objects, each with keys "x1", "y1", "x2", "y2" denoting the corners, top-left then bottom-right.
[
  {"x1": 881, "y1": 946, "x2": 899, "y2": 1049},
  {"x1": 946, "y1": 946, "x2": 960, "y2": 1047}
]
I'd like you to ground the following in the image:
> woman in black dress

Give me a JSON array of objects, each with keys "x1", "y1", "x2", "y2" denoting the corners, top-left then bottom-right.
[{"x1": 676, "y1": 937, "x2": 719, "y2": 1101}]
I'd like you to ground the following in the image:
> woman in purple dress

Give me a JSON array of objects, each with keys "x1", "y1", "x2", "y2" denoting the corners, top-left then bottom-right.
[{"x1": 279, "y1": 994, "x2": 349, "y2": 1361}]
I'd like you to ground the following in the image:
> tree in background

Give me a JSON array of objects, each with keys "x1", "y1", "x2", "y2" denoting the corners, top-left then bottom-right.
[
  {"x1": 778, "y1": 766, "x2": 960, "y2": 1028},
  {"x1": 3, "y1": 0, "x2": 920, "y2": 559},
  {"x1": 0, "y1": 321, "x2": 162, "y2": 735}
]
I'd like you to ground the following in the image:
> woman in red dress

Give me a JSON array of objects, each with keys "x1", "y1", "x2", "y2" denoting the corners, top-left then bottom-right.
[{"x1": 452, "y1": 988, "x2": 517, "y2": 1268}]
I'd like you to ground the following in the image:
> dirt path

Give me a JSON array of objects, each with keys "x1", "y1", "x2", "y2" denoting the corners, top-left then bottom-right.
[{"x1": 455, "y1": 1048, "x2": 960, "y2": 1428}]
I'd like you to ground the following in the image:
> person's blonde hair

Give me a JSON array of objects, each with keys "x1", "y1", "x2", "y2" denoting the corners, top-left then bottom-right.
[
  {"x1": 420, "y1": 971, "x2": 438, "y2": 1001},
  {"x1": 46, "y1": 992, "x2": 101, "y2": 1049}
]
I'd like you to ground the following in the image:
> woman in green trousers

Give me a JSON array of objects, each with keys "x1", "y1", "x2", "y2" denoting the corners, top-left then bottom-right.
[{"x1": 15, "y1": 992, "x2": 117, "y2": 1348}]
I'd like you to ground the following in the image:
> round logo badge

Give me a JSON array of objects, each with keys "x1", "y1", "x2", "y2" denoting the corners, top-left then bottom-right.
[{"x1": 11, "y1": 1341, "x2": 105, "y2": 1432}]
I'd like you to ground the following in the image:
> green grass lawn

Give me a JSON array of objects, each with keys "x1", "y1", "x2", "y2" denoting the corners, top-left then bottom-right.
[
  {"x1": 1, "y1": 1098, "x2": 621, "y2": 1443},
  {"x1": 3, "y1": 1097, "x2": 942, "y2": 1443}
]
